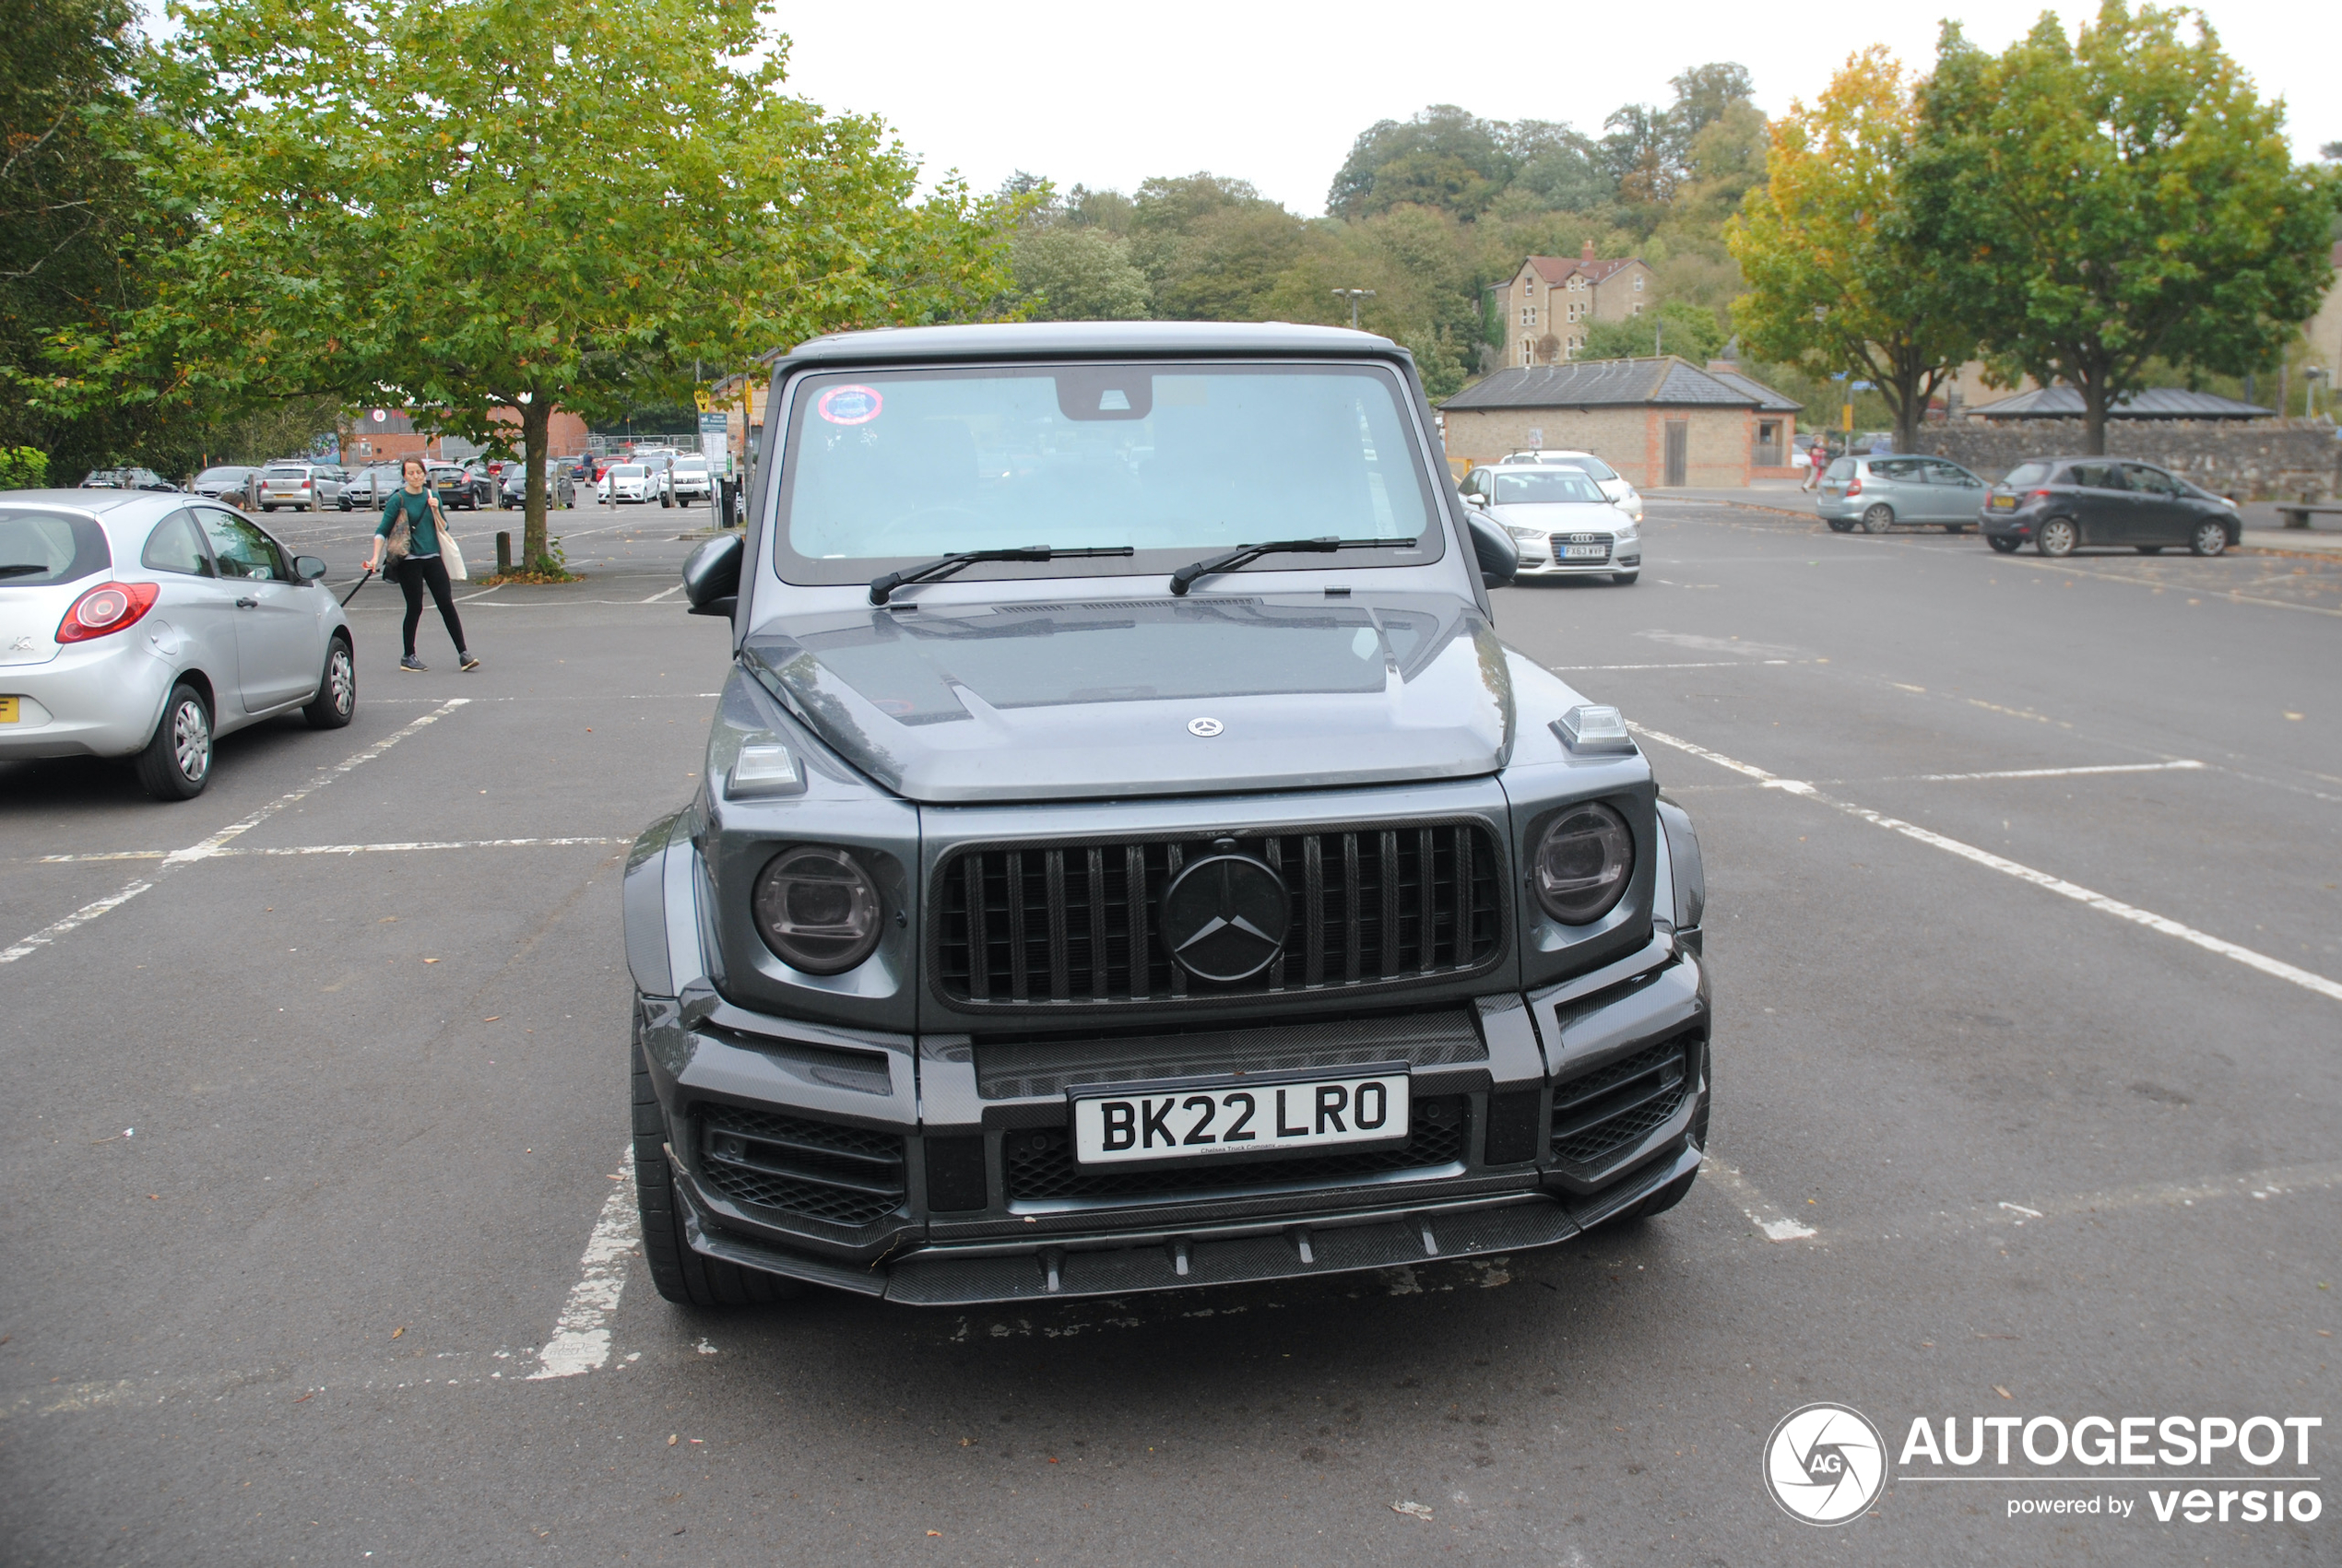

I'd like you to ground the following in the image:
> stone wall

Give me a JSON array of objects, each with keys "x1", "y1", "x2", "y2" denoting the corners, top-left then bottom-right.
[{"x1": 1909, "y1": 419, "x2": 2341, "y2": 500}]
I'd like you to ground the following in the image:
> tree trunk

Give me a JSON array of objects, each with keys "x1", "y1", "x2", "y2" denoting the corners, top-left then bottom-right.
[
  {"x1": 520, "y1": 399, "x2": 552, "y2": 568},
  {"x1": 2081, "y1": 375, "x2": 2108, "y2": 455}
]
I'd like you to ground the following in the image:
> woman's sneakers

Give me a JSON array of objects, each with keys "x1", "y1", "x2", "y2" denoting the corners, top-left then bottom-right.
[
  {"x1": 459, "y1": 651, "x2": 481, "y2": 672},
  {"x1": 399, "y1": 655, "x2": 428, "y2": 673}
]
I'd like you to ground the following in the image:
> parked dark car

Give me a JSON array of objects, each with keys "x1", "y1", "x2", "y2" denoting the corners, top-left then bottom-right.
[
  {"x1": 626, "y1": 321, "x2": 1710, "y2": 1310},
  {"x1": 426, "y1": 463, "x2": 476, "y2": 511},
  {"x1": 1981, "y1": 457, "x2": 2241, "y2": 557},
  {"x1": 189, "y1": 466, "x2": 258, "y2": 507},
  {"x1": 500, "y1": 463, "x2": 575, "y2": 509}
]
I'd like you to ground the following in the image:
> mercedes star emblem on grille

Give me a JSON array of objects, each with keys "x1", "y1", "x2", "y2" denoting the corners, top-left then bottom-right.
[
  {"x1": 1187, "y1": 716, "x2": 1224, "y2": 737},
  {"x1": 1159, "y1": 852, "x2": 1290, "y2": 983}
]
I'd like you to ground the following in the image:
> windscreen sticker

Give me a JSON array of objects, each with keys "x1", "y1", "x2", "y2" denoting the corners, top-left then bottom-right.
[{"x1": 817, "y1": 384, "x2": 884, "y2": 426}]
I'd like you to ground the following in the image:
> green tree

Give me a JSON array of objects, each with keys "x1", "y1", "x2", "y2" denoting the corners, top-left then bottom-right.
[
  {"x1": 1581, "y1": 300, "x2": 1723, "y2": 362},
  {"x1": 1728, "y1": 46, "x2": 1974, "y2": 452},
  {"x1": 1910, "y1": 2, "x2": 2336, "y2": 453},
  {"x1": 59, "y1": 0, "x2": 1011, "y2": 567},
  {"x1": 1327, "y1": 106, "x2": 1513, "y2": 220},
  {"x1": 1012, "y1": 225, "x2": 1152, "y2": 321}
]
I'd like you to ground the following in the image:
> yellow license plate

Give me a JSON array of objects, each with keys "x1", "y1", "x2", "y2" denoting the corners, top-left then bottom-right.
[
  {"x1": 1990, "y1": 495, "x2": 2017, "y2": 509},
  {"x1": 0, "y1": 697, "x2": 18, "y2": 723}
]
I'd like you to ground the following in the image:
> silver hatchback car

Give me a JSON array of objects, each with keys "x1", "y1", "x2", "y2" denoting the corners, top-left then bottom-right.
[
  {"x1": 0, "y1": 490, "x2": 356, "y2": 799},
  {"x1": 1816, "y1": 454, "x2": 1989, "y2": 534}
]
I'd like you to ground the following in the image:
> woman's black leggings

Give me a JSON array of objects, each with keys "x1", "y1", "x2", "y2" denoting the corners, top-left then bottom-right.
[{"x1": 397, "y1": 554, "x2": 466, "y2": 657}]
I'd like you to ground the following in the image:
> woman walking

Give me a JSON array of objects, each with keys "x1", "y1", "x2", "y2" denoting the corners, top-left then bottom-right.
[{"x1": 366, "y1": 457, "x2": 479, "y2": 673}]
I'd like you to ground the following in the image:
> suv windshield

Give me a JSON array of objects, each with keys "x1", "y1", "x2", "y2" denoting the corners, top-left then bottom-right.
[
  {"x1": 1487, "y1": 469, "x2": 1607, "y2": 505},
  {"x1": 0, "y1": 510, "x2": 112, "y2": 584},
  {"x1": 773, "y1": 363, "x2": 1437, "y2": 585}
]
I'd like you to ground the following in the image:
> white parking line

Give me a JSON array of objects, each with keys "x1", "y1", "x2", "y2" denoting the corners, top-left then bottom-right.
[
  {"x1": 529, "y1": 1146, "x2": 638, "y2": 1380},
  {"x1": 34, "y1": 836, "x2": 627, "y2": 865},
  {"x1": 1631, "y1": 723, "x2": 2342, "y2": 1007},
  {"x1": 1701, "y1": 1157, "x2": 1819, "y2": 1242},
  {"x1": 0, "y1": 699, "x2": 467, "y2": 965},
  {"x1": 1550, "y1": 659, "x2": 1797, "y2": 672},
  {"x1": 639, "y1": 582, "x2": 686, "y2": 604},
  {"x1": 1914, "y1": 760, "x2": 2206, "y2": 782}
]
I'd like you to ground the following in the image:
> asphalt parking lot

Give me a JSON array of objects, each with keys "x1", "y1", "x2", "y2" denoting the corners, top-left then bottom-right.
[{"x1": 3, "y1": 496, "x2": 2336, "y2": 1565}]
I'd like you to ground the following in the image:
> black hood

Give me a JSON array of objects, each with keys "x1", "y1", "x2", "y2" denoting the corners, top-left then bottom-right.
[{"x1": 739, "y1": 594, "x2": 1515, "y2": 804}]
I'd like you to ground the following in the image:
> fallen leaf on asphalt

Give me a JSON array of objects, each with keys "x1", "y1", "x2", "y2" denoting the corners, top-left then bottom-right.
[
  {"x1": 482, "y1": 1016, "x2": 501, "y2": 1022},
  {"x1": 293, "y1": 1392, "x2": 314, "y2": 1404},
  {"x1": 1994, "y1": 1385, "x2": 2013, "y2": 1400},
  {"x1": 1392, "y1": 1501, "x2": 1433, "y2": 1521},
  {"x1": 147, "y1": 1194, "x2": 160, "y2": 1200},
  {"x1": 668, "y1": 1434, "x2": 679, "y2": 1446},
  {"x1": 423, "y1": 958, "x2": 439, "y2": 964},
  {"x1": 390, "y1": 1326, "x2": 404, "y2": 1339},
  {"x1": 927, "y1": 1531, "x2": 942, "y2": 1538}
]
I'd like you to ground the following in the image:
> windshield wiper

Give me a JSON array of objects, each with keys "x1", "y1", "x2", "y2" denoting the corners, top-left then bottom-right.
[
  {"x1": 869, "y1": 544, "x2": 1134, "y2": 606},
  {"x1": 0, "y1": 563, "x2": 51, "y2": 579},
  {"x1": 1168, "y1": 536, "x2": 1414, "y2": 596}
]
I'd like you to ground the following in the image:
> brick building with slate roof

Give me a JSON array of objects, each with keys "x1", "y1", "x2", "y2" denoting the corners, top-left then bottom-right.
[
  {"x1": 1440, "y1": 357, "x2": 1803, "y2": 488},
  {"x1": 1494, "y1": 242, "x2": 1658, "y2": 367}
]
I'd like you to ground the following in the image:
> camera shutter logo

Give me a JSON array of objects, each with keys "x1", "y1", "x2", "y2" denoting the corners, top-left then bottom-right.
[{"x1": 1763, "y1": 1403, "x2": 1888, "y2": 1526}]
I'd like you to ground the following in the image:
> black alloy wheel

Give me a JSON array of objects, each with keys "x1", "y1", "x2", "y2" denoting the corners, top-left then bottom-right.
[
  {"x1": 1988, "y1": 535, "x2": 2022, "y2": 554},
  {"x1": 2189, "y1": 521, "x2": 2228, "y2": 558},
  {"x1": 2036, "y1": 517, "x2": 2078, "y2": 558},
  {"x1": 1863, "y1": 503, "x2": 1895, "y2": 535}
]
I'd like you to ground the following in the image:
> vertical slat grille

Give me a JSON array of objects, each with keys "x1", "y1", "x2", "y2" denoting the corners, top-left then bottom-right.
[{"x1": 935, "y1": 820, "x2": 1506, "y2": 1008}]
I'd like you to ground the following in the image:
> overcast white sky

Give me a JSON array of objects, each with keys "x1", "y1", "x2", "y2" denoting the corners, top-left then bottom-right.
[{"x1": 766, "y1": 0, "x2": 2338, "y2": 216}]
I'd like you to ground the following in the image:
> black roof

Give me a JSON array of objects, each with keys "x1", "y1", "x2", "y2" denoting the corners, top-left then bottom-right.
[
  {"x1": 1443, "y1": 356, "x2": 1801, "y2": 412},
  {"x1": 783, "y1": 321, "x2": 1404, "y2": 366},
  {"x1": 1968, "y1": 385, "x2": 2273, "y2": 420}
]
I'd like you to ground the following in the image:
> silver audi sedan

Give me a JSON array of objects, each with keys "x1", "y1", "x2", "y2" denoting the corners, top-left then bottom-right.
[{"x1": 0, "y1": 489, "x2": 356, "y2": 799}]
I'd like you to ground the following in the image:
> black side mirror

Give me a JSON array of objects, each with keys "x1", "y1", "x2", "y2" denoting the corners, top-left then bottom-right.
[
  {"x1": 681, "y1": 531, "x2": 741, "y2": 618},
  {"x1": 1464, "y1": 508, "x2": 1520, "y2": 588},
  {"x1": 293, "y1": 555, "x2": 327, "y2": 582}
]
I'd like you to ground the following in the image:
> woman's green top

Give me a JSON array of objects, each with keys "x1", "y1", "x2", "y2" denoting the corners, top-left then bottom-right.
[{"x1": 377, "y1": 488, "x2": 441, "y2": 556}]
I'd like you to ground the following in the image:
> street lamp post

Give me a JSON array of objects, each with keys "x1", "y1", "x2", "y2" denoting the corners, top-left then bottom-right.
[{"x1": 1331, "y1": 289, "x2": 1375, "y2": 330}]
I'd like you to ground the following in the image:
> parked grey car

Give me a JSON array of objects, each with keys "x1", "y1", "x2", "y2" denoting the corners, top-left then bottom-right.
[
  {"x1": 189, "y1": 465, "x2": 259, "y2": 507},
  {"x1": 0, "y1": 490, "x2": 355, "y2": 798},
  {"x1": 1979, "y1": 457, "x2": 2241, "y2": 557},
  {"x1": 499, "y1": 463, "x2": 576, "y2": 509},
  {"x1": 257, "y1": 461, "x2": 344, "y2": 512},
  {"x1": 628, "y1": 321, "x2": 1710, "y2": 1310},
  {"x1": 338, "y1": 463, "x2": 400, "y2": 510},
  {"x1": 1816, "y1": 454, "x2": 1989, "y2": 533}
]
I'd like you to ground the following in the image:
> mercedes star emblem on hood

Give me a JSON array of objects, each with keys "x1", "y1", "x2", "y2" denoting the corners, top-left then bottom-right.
[{"x1": 1187, "y1": 716, "x2": 1224, "y2": 737}]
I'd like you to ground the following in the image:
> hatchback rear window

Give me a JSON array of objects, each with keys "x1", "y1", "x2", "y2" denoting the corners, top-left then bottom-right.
[
  {"x1": 2000, "y1": 463, "x2": 2051, "y2": 488},
  {"x1": 0, "y1": 510, "x2": 112, "y2": 585},
  {"x1": 1566, "y1": 455, "x2": 1618, "y2": 481},
  {"x1": 1826, "y1": 458, "x2": 1855, "y2": 479}
]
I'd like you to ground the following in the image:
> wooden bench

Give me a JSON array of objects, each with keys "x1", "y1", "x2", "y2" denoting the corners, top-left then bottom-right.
[{"x1": 2276, "y1": 503, "x2": 2342, "y2": 528}]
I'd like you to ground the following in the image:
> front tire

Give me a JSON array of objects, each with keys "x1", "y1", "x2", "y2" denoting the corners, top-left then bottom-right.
[
  {"x1": 633, "y1": 1029, "x2": 802, "y2": 1307},
  {"x1": 1862, "y1": 503, "x2": 1895, "y2": 535},
  {"x1": 2189, "y1": 522, "x2": 2228, "y2": 558},
  {"x1": 303, "y1": 635, "x2": 356, "y2": 729},
  {"x1": 135, "y1": 682, "x2": 213, "y2": 800},
  {"x1": 2036, "y1": 516, "x2": 2077, "y2": 557},
  {"x1": 1611, "y1": 571, "x2": 1638, "y2": 585}
]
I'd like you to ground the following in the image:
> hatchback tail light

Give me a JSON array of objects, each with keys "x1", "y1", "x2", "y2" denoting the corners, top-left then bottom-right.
[
  {"x1": 1844, "y1": 477, "x2": 1863, "y2": 497},
  {"x1": 2030, "y1": 489, "x2": 2052, "y2": 500},
  {"x1": 56, "y1": 581, "x2": 160, "y2": 643}
]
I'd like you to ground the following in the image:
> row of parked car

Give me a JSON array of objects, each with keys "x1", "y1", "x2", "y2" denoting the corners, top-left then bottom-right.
[
  {"x1": 1815, "y1": 453, "x2": 2243, "y2": 557},
  {"x1": 96, "y1": 449, "x2": 719, "y2": 514}
]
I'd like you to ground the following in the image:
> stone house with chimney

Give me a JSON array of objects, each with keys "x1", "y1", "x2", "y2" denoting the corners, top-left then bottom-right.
[{"x1": 1492, "y1": 242, "x2": 1657, "y2": 368}]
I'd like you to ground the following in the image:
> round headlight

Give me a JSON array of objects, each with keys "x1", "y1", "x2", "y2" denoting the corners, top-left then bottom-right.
[
  {"x1": 1532, "y1": 803, "x2": 1635, "y2": 925},
  {"x1": 751, "y1": 846, "x2": 882, "y2": 974}
]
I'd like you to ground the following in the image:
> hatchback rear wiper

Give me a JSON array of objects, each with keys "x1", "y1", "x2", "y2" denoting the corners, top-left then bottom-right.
[
  {"x1": 1168, "y1": 536, "x2": 1415, "y2": 596},
  {"x1": 0, "y1": 563, "x2": 49, "y2": 579},
  {"x1": 869, "y1": 544, "x2": 1135, "y2": 606}
]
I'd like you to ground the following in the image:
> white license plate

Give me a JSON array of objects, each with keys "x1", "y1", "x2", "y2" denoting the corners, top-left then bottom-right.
[
  {"x1": 1562, "y1": 544, "x2": 1607, "y2": 560},
  {"x1": 1070, "y1": 1074, "x2": 1409, "y2": 1165}
]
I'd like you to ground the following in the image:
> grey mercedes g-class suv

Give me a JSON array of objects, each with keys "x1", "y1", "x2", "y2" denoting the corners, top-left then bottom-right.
[{"x1": 627, "y1": 322, "x2": 1709, "y2": 1307}]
